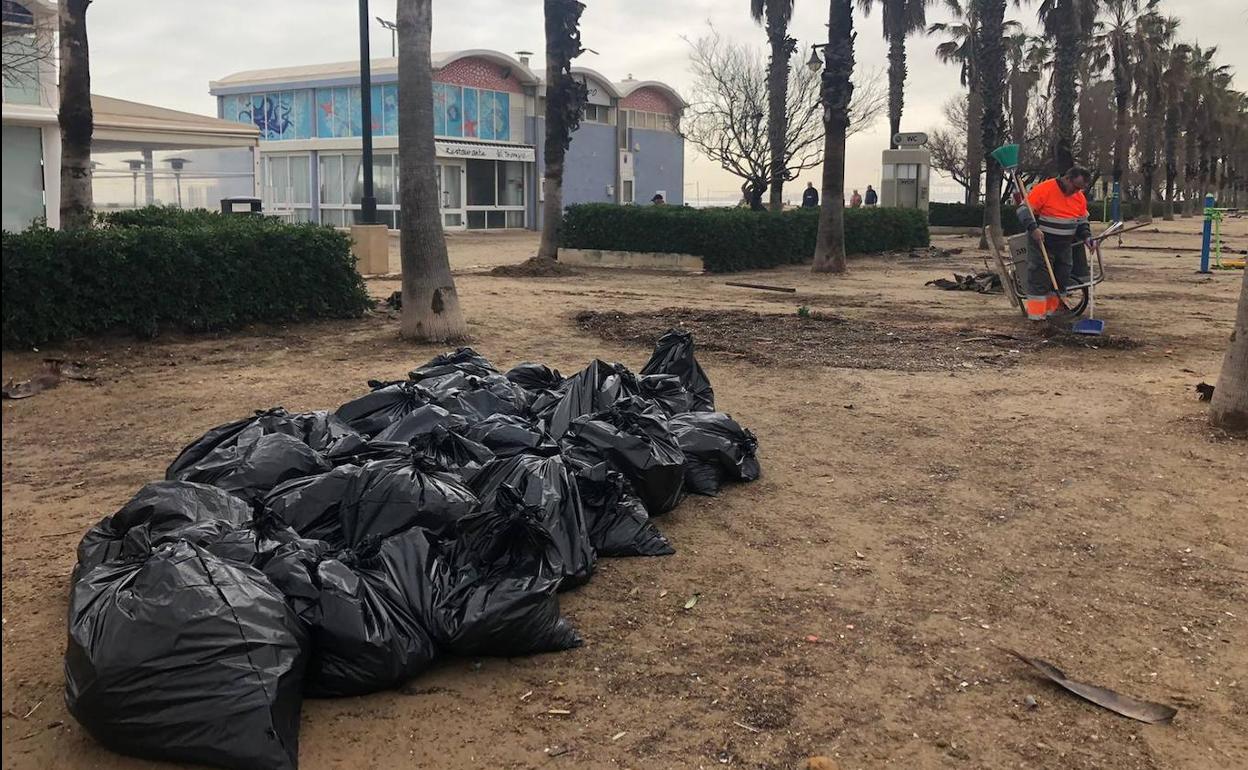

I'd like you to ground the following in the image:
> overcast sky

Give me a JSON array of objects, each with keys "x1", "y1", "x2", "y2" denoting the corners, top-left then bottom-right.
[{"x1": 89, "y1": 0, "x2": 1246, "y2": 205}]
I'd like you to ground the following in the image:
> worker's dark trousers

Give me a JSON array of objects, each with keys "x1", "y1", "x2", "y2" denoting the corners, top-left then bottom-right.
[{"x1": 1026, "y1": 235, "x2": 1074, "y2": 296}]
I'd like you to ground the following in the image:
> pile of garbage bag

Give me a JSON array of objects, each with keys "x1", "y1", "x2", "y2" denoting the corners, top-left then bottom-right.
[{"x1": 64, "y1": 329, "x2": 759, "y2": 769}]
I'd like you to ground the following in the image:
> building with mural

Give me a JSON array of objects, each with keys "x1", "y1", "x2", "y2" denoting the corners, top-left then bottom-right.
[{"x1": 209, "y1": 50, "x2": 685, "y2": 230}]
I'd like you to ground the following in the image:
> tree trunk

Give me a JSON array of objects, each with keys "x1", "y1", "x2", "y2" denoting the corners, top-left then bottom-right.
[
  {"x1": 812, "y1": 0, "x2": 854, "y2": 274},
  {"x1": 1051, "y1": 7, "x2": 1079, "y2": 174},
  {"x1": 536, "y1": 0, "x2": 588, "y2": 259},
  {"x1": 886, "y1": 24, "x2": 905, "y2": 149},
  {"x1": 1111, "y1": 43, "x2": 1129, "y2": 191},
  {"x1": 1210, "y1": 268, "x2": 1248, "y2": 434},
  {"x1": 1163, "y1": 106, "x2": 1178, "y2": 221},
  {"x1": 58, "y1": 0, "x2": 94, "y2": 231},
  {"x1": 766, "y1": 7, "x2": 793, "y2": 211},
  {"x1": 966, "y1": 85, "x2": 984, "y2": 205},
  {"x1": 1008, "y1": 74, "x2": 1031, "y2": 148},
  {"x1": 396, "y1": 0, "x2": 466, "y2": 341},
  {"x1": 976, "y1": 0, "x2": 1007, "y2": 242},
  {"x1": 1182, "y1": 128, "x2": 1197, "y2": 216}
]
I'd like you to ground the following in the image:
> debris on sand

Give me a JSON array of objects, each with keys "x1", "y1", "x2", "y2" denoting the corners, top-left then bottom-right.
[
  {"x1": 2, "y1": 359, "x2": 96, "y2": 400},
  {"x1": 1196, "y1": 382, "x2": 1215, "y2": 402},
  {"x1": 926, "y1": 272, "x2": 1003, "y2": 294},
  {"x1": 1005, "y1": 649, "x2": 1178, "y2": 724},
  {"x1": 908, "y1": 245, "x2": 964, "y2": 259},
  {"x1": 490, "y1": 257, "x2": 578, "y2": 277}
]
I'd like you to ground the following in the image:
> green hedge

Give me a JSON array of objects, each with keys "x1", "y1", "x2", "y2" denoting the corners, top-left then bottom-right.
[
  {"x1": 928, "y1": 202, "x2": 1025, "y2": 234},
  {"x1": 2, "y1": 212, "x2": 371, "y2": 348},
  {"x1": 560, "y1": 204, "x2": 929, "y2": 272},
  {"x1": 96, "y1": 205, "x2": 230, "y2": 229}
]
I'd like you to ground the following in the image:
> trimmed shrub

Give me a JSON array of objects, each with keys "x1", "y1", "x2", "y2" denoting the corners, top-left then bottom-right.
[
  {"x1": 560, "y1": 204, "x2": 929, "y2": 273},
  {"x1": 928, "y1": 202, "x2": 1024, "y2": 234},
  {"x1": 97, "y1": 206, "x2": 228, "y2": 229},
  {"x1": 2, "y1": 212, "x2": 372, "y2": 348}
]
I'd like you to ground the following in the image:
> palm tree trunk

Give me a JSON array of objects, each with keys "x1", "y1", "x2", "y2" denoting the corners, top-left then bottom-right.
[
  {"x1": 812, "y1": 0, "x2": 854, "y2": 274},
  {"x1": 1163, "y1": 105, "x2": 1178, "y2": 221},
  {"x1": 537, "y1": 0, "x2": 588, "y2": 259},
  {"x1": 886, "y1": 24, "x2": 906, "y2": 149},
  {"x1": 1111, "y1": 46, "x2": 1129, "y2": 191},
  {"x1": 976, "y1": 0, "x2": 1007, "y2": 241},
  {"x1": 1051, "y1": 7, "x2": 1079, "y2": 174},
  {"x1": 966, "y1": 85, "x2": 984, "y2": 205},
  {"x1": 396, "y1": 0, "x2": 466, "y2": 341},
  {"x1": 1210, "y1": 268, "x2": 1248, "y2": 434},
  {"x1": 766, "y1": 6, "x2": 793, "y2": 211},
  {"x1": 58, "y1": 0, "x2": 94, "y2": 231},
  {"x1": 1182, "y1": 128, "x2": 1197, "y2": 216}
]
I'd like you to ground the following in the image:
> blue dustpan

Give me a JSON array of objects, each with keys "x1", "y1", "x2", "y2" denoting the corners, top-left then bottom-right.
[{"x1": 1072, "y1": 317, "x2": 1105, "y2": 335}]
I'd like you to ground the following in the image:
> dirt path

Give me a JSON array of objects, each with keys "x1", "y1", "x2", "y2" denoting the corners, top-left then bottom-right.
[{"x1": 3, "y1": 220, "x2": 1246, "y2": 770}]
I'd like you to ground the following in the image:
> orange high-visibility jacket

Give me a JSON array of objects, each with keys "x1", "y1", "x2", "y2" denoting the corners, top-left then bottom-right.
[{"x1": 1017, "y1": 178, "x2": 1091, "y2": 242}]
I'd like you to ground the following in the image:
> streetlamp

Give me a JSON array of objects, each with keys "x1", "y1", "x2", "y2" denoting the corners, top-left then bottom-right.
[
  {"x1": 357, "y1": 0, "x2": 377, "y2": 224},
  {"x1": 806, "y1": 44, "x2": 826, "y2": 73},
  {"x1": 165, "y1": 158, "x2": 190, "y2": 208},
  {"x1": 376, "y1": 16, "x2": 396, "y2": 58},
  {"x1": 125, "y1": 159, "x2": 144, "y2": 207}
]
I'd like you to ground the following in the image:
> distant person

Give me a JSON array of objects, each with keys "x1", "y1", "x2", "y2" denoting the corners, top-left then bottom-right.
[
  {"x1": 850, "y1": 189, "x2": 863, "y2": 208},
  {"x1": 650, "y1": 193, "x2": 665, "y2": 205},
  {"x1": 801, "y1": 182, "x2": 819, "y2": 208},
  {"x1": 864, "y1": 185, "x2": 878, "y2": 207}
]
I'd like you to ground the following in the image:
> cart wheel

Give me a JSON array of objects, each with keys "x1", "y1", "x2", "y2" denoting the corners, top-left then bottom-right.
[{"x1": 1064, "y1": 287, "x2": 1089, "y2": 316}]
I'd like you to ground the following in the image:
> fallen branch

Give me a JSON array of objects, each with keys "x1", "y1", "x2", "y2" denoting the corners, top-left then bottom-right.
[{"x1": 725, "y1": 281, "x2": 797, "y2": 293}]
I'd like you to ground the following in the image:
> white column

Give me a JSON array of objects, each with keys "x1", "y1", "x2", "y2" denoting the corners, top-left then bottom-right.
[{"x1": 41, "y1": 124, "x2": 61, "y2": 229}]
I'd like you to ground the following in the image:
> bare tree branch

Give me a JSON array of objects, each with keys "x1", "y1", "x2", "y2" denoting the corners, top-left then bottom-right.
[
  {"x1": 2, "y1": 10, "x2": 56, "y2": 89},
  {"x1": 682, "y1": 26, "x2": 885, "y2": 207}
]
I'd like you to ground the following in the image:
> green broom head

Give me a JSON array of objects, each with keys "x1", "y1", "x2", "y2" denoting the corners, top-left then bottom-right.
[{"x1": 990, "y1": 144, "x2": 1020, "y2": 171}]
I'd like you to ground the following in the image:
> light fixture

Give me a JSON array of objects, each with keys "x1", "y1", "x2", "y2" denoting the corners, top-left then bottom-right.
[{"x1": 806, "y1": 46, "x2": 823, "y2": 73}]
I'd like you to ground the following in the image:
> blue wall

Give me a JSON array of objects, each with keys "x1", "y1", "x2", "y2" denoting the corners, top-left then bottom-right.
[
  {"x1": 533, "y1": 118, "x2": 620, "y2": 230},
  {"x1": 631, "y1": 128, "x2": 683, "y2": 205}
]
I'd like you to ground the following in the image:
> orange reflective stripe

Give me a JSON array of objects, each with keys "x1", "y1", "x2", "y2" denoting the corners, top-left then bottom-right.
[
  {"x1": 1046, "y1": 294, "x2": 1061, "y2": 314},
  {"x1": 1025, "y1": 297, "x2": 1048, "y2": 320}
]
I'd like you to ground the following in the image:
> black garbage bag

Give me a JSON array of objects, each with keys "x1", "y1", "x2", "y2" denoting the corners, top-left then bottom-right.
[
  {"x1": 435, "y1": 486, "x2": 582, "y2": 656},
  {"x1": 640, "y1": 329, "x2": 715, "y2": 412},
  {"x1": 339, "y1": 453, "x2": 479, "y2": 544},
  {"x1": 408, "y1": 347, "x2": 499, "y2": 382},
  {"x1": 545, "y1": 360, "x2": 642, "y2": 439},
  {"x1": 334, "y1": 380, "x2": 433, "y2": 437},
  {"x1": 505, "y1": 362, "x2": 564, "y2": 393},
  {"x1": 262, "y1": 530, "x2": 440, "y2": 697},
  {"x1": 74, "y1": 481, "x2": 295, "y2": 582},
  {"x1": 66, "y1": 541, "x2": 307, "y2": 770},
  {"x1": 666, "y1": 412, "x2": 761, "y2": 496},
  {"x1": 638, "y1": 373, "x2": 693, "y2": 417},
  {"x1": 561, "y1": 397, "x2": 686, "y2": 515},
  {"x1": 463, "y1": 414, "x2": 558, "y2": 459},
  {"x1": 265, "y1": 465, "x2": 360, "y2": 546},
  {"x1": 470, "y1": 453, "x2": 595, "y2": 588},
  {"x1": 170, "y1": 431, "x2": 332, "y2": 503},
  {"x1": 428, "y1": 372, "x2": 528, "y2": 423},
  {"x1": 563, "y1": 457, "x2": 674, "y2": 557},
  {"x1": 372, "y1": 403, "x2": 469, "y2": 444},
  {"x1": 406, "y1": 425, "x2": 494, "y2": 483},
  {"x1": 167, "y1": 408, "x2": 367, "y2": 480}
]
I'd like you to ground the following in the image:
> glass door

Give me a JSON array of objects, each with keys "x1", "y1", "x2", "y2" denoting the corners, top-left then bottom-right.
[{"x1": 437, "y1": 162, "x2": 465, "y2": 229}]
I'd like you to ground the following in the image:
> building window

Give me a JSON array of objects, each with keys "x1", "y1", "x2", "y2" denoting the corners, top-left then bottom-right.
[
  {"x1": 622, "y1": 109, "x2": 677, "y2": 134},
  {"x1": 582, "y1": 104, "x2": 609, "y2": 123},
  {"x1": 432, "y1": 83, "x2": 510, "y2": 141},
  {"x1": 2, "y1": 1, "x2": 43, "y2": 105},
  {"x1": 222, "y1": 90, "x2": 314, "y2": 139}
]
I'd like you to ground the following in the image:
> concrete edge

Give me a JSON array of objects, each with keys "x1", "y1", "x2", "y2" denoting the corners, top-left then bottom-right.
[{"x1": 559, "y1": 248, "x2": 704, "y2": 272}]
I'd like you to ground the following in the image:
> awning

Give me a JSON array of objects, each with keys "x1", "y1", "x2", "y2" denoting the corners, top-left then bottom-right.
[
  {"x1": 91, "y1": 94, "x2": 259, "y2": 152},
  {"x1": 434, "y1": 140, "x2": 535, "y2": 163}
]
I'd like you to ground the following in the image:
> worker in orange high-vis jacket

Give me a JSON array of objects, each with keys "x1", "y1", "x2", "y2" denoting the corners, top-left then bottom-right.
[{"x1": 1016, "y1": 166, "x2": 1095, "y2": 321}]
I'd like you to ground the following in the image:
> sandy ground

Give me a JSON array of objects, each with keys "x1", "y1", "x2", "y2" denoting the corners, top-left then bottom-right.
[{"x1": 3, "y1": 219, "x2": 1246, "y2": 770}]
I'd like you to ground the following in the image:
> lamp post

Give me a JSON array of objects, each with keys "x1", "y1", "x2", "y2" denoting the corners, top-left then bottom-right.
[
  {"x1": 125, "y1": 159, "x2": 144, "y2": 207},
  {"x1": 376, "y1": 16, "x2": 397, "y2": 57},
  {"x1": 357, "y1": 0, "x2": 377, "y2": 224},
  {"x1": 165, "y1": 158, "x2": 190, "y2": 208}
]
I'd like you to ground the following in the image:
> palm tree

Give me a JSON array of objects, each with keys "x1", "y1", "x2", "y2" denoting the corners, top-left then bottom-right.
[
  {"x1": 536, "y1": 0, "x2": 589, "y2": 261},
  {"x1": 1184, "y1": 46, "x2": 1231, "y2": 211},
  {"x1": 929, "y1": 0, "x2": 982, "y2": 205},
  {"x1": 59, "y1": 0, "x2": 94, "y2": 231},
  {"x1": 1128, "y1": 11, "x2": 1174, "y2": 221},
  {"x1": 1210, "y1": 268, "x2": 1248, "y2": 434},
  {"x1": 974, "y1": 0, "x2": 1008, "y2": 239},
  {"x1": 859, "y1": 0, "x2": 931, "y2": 149},
  {"x1": 396, "y1": 0, "x2": 466, "y2": 340},
  {"x1": 1092, "y1": 0, "x2": 1155, "y2": 208},
  {"x1": 750, "y1": 0, "x2": 797, "y2": 211},
  {"x1": 812, "y1": 0, "x2": 856, "y2": 274},
  {"x1": 1160, "y1": 42, "x2": 1189, "y2": 220},
  {"x1": 1037, "y1": 0, "x2": 1099, "y2": 173},
  {"x1": 1003, "y1": 28, "x2": 1039, "y2": 148}
]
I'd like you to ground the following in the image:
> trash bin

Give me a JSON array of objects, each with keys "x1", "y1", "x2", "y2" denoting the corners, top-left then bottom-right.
[{"x1": 220, "y1": 196, "x2": 263, "y2": 215}]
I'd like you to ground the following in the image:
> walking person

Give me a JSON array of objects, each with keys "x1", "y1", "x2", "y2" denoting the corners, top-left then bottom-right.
[
  {"x1": 801, "y1": 182, "x2": 819, "y2": 208},
  {"x1": 864, "y1": 185, "x2": 878, "y2": 207},
  {"x1": 850, "y1": 189, "x2": 862, "y2": 208},
  {"x1": 1016, "y1": 166, "x2": 1095, "y2": 321}
]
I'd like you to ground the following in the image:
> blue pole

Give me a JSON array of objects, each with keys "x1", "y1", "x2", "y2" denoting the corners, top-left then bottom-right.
[
  {"x1": 1111, "y1": 180, "x2": 1120, "y2": 222},
  {"x1": 1198, "y1": 193, "x2": 1215, "y2": 273}
]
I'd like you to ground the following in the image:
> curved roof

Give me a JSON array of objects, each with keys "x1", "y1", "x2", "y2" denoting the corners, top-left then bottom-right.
[
  {"x1": 210, "y1": 50, "x2": 540, "y2": 92},
  {"x1": 534, "y1": 67, "x2": 623, "y2": 98},
  {"x1": 616, "y1": 79, "x2": 687, "y2": 109}
]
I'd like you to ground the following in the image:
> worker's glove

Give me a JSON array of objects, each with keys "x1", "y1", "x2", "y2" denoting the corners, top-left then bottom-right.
[{"x1": 1084, "y1": 237, "x2": 1096, "y2": 252}]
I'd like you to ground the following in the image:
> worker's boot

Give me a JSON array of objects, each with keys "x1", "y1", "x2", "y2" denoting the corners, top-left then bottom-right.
[{"x1": 1024, "y1": 296, "x2": 1049, "y2": 321}]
